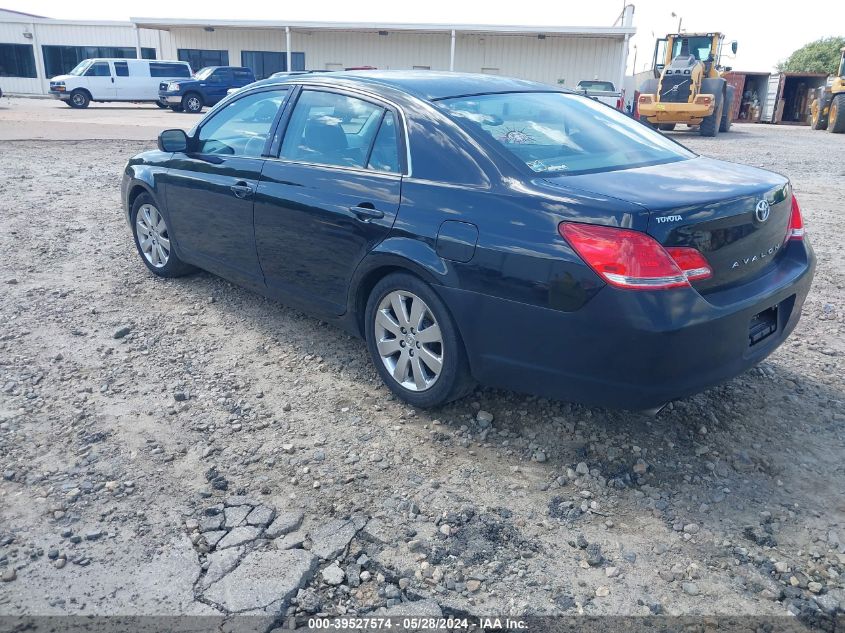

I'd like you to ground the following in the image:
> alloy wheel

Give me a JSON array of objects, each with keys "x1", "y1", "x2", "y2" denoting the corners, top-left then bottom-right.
[
  {"x1": 374, "y1": 290, "x2": 443, "y2": 391},
  {"x1": 135, "y1": 204, "x2": 171, "y2": 268},
  {"x1": 72, "y1": 93, "x2": 86, "y2": 106},
  {"x1": 186, "y1": 97, "x2": 201, "y2": 112}
]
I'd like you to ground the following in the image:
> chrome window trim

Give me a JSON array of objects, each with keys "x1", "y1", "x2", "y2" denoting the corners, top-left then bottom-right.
[{"x1": 272, "y1": 81, "x2": 413, "y2": 177}]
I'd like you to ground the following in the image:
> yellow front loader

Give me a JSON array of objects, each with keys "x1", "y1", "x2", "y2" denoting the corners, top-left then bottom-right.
[
  {"x1": 638, "y1": 32, "x2": 737, "y2": 137},
  {"x1": 810, "y1": 46, "x2": 845, "y2": 133}
]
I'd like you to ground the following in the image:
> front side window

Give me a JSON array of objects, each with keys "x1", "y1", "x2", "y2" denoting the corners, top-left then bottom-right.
[
  {"x1": 210, "y1": 70, "x2": 231, "y2": 83},
  {"x1": 85, "y1": 62, "x2": 111, "y2": 77},
  {"x1": 439, "y1": 92, "x2": 695, "y2": 175},
  {"x1": 197, "y1": 89, "x2": 288, "y2": 157},
  {"x1": 280, "y1": 90, "x2": 385, "y2": 169}
]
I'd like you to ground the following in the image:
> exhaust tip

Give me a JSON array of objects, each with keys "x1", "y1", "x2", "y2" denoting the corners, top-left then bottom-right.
[{"x1": 640, "y1": 402, "x2": 668, "y2": 417}]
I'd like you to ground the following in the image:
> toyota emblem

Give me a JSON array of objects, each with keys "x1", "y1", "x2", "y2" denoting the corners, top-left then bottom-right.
[{"x1": 755, "y1": 199, "x2": 771, "y2": 223}]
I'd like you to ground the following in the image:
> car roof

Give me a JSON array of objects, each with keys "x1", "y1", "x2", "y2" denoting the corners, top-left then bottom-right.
[{"x1": 254, "y1": 70, "x2": 563, "y2": 101}]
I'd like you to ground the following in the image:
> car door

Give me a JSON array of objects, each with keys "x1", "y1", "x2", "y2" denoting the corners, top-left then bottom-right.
[
  {"x1": 82, "y1": 61, "x2": 115, "y2": 100},
  {"x1": 163, "y1": 87, "x2": 290, "y2": 288},
  {"x1": 112, "y1": 60, "x2": 148, "y2": 101},
  {"x1": 254, "y1": 87, "x2": 404, "y2": 315},
  {"x1": 203, "y1": 68, "x2": 233, "y2": 105}
]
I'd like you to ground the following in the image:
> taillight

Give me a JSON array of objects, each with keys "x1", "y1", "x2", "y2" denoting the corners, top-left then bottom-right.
[
  {"x1": 616, "y1": 97, "x2": 623, "y2": 110},
  {"x1": 559, "y1": 222, "x2": 712, "y2": 290},
  {"x1": 787, "y1": 194, "x2": 805, "y2": 240}
]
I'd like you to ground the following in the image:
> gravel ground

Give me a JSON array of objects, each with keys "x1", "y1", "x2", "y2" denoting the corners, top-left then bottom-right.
[{"x1": 0, "y1": 108, "x2": 843, "y2": 629}]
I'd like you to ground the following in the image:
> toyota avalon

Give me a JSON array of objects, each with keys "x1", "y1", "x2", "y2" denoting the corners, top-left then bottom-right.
[{"x1": 120, "y1": 71, "x2": 815, "y2": 410}]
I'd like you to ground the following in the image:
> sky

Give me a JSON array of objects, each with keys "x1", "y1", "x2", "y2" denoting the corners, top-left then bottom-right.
[{"x1": 6, "y1": 0, "x2": 844, "y2": 73}]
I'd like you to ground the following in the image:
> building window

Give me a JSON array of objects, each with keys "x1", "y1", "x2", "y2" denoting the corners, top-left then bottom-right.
[
  {"x1": 177, "y1": 49, "x2": 229, "y2": 72},
  {"x1": 0, "y1": 43, "x2": 37, "y2": 78},
  {"x1": 241, "y1": 51, "x2": 283, "y2": 79},
  {"x1": 42, "y1": 45, "x2": 141, "y2": 77},
  {"x1": 412, "y1": 66, "x2": 431, "y2": 70},
  {"x1": 241, "y1": 51, "x2": 306, "y2": 79},
  {"x1": 141, "y1": 48, "x2": 156, "y2": 60}
]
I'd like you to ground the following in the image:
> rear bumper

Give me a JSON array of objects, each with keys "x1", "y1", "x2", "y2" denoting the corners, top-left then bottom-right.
[
  {"x1": 639, "y1": 96, "x2": 715, "y2": 123},
  {"x1": 440, "y1": 241, "x2": 815, "y2": 410}
]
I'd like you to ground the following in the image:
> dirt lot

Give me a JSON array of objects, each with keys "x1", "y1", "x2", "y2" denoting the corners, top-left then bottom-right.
[{"x1": 0, "y1": 98, "x2": 843, "y2": 629}]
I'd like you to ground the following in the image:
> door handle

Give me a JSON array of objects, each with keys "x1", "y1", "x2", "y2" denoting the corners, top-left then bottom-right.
[
  {"x1": 350, "y1": 204, "x2": 384, "y2": 221},
  {"x1": 230, "y1": 181, "x2": 254, "y2": 199}
]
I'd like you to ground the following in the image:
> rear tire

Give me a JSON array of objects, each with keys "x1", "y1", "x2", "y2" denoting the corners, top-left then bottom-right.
[
  {"x1": 130, "y1": 193, "x2": 196, "y2": 278},
  {"x1": 68, "y1": 90, "x2": 90, "y2": 109},
  {"x1": 658, "y1": 123, "x2": 676, "y2": 131},
  {"x1": 828, "y1": 94, "x2": 845, "y2": 133},
  {"x1": 720, "y1": 86, "x2": 734, "y2": 132},
  {"x1": 365, "y1": 273, "x2": 473, "y2": 408},
  {"x1": 181, "y1": 93, "x2": 203, "y2": 114}
]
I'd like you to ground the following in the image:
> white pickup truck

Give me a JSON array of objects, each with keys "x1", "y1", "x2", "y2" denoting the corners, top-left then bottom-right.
[{"x1": 576, "y1": 80, "x2": 623, "y2": 111}]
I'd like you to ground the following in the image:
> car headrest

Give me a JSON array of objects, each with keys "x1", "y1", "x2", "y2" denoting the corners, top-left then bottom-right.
[{"x1": 304, "y1": 117, "x2": 348, "y2": 155}]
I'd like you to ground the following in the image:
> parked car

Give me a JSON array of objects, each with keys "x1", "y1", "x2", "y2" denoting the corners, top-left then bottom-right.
[
  {"x1": 49, "y1": 59, "x2": 191, "y2": 109},
  {"x1": 121, "y1": 71, "x2": 815, "y2": 410},
  {"x1": 576, "y1": 79, "x2": 624, "y2": 110},
  {"x1": 159, "y1": 66, "x2": 255, "y2": 113},
  {"x1": 226, "y1": 70, "x2": 331, "y2": 97}
]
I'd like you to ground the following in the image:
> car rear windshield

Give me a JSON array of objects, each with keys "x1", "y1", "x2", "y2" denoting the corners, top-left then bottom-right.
[
  {"x1": 438, "y1": 92, "x2": 695, "y2": 175},
  {"x1": 577, "y1": 81, "x2": 615, "y2": 91}
]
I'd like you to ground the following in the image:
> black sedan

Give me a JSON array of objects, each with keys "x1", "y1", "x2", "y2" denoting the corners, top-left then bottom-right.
[{"x1": 121, "y1": 71, "x2": 815, "y2": 410}]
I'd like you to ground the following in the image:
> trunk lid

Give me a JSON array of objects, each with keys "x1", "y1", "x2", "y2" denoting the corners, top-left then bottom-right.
[{"x1": 545, "y1": 157, "x2": 792, "y2": 292}]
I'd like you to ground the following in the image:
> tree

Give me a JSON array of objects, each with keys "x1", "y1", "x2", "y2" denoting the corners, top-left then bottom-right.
[{"x1": 778, "y1": 37, "x2": 845, "y2": 74}]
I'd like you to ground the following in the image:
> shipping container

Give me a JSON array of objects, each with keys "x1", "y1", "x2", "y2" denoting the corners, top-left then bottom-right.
[
  {"x1": 760, "y1": 72, "x2": 828, "y2": 124},
  {"x1": 723, "y1": 71, "x2": 771, "y2": 122}
]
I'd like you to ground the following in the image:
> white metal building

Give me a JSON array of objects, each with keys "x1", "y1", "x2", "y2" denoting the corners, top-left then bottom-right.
[
  {"x1": 1, "y1": 6, "x2": 635, "y2": 96},
  {"x1": 0, "y1": 8, "x2": 159, "y2": 94}
]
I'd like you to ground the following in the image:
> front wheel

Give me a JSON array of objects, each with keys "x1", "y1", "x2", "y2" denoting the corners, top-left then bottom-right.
[
  {"x1": 68, "y1": 90, "x2": 90, "y2": 109},
  {"x1": 365, "y1": 273, "x2": 473, "y2": 408},
  {"x1": 700, "y1": 99, "x2": 722, "y2": 137},
  {"x1": 155, "y1": 101, "x2": 169, "y2": 109},
  {"x1": 181, "y1": 93, "x2": 203, "y2": 114},
  {"x1": 130, "y1": 193, "x2": 195, "y2": 278}
]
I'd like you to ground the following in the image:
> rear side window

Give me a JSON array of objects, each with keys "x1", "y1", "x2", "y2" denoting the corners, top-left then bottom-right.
[
  {"x1": 150, "y1": 62, "x2": 191, "y2": 78},
  {"x1": 280, "y1": 90, "x2": 385, "y2": 169},
  {"x1": 114, "y1": 61, "x2": 129, "y2": 77},
  {"x1": 439, "y1": 92, "x2": 694, "y2": 175},
  {"x1": 367, "y1": 112, "x2": 400, "y2": 173},
  {"x1": 233, "y1": 69, "x2": 253, "y2": 82},
  {"x1": 85, "y1": 62, "x2": 111, "y2": 77},
  {"x1": 197, "y1": 89, "x2": 288, "y2": 157}
]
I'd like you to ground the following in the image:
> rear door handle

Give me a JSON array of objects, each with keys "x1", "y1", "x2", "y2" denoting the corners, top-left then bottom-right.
[
  {"x1": 350, "y1": 204, "x2": 384, "y2": 221},
  {"x1": 230, "y1": 181, "x2": 254, "y2": 199}
]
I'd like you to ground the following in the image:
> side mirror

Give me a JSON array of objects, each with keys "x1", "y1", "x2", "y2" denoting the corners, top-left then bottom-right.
[
  {"x1": 731, "y1": 41, "x2": 738, "y2": 54},
  {"x1": 158, "y1": 129, "x2": 188, "y2": 153}
]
